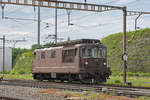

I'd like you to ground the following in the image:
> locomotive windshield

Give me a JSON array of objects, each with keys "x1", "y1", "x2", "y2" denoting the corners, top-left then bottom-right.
[{"x1": 82, "y1": 47, "x2": 106, "y2": 58}]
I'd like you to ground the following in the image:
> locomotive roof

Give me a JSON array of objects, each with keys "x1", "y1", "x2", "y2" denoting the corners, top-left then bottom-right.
[{"x1": 44, "y1": 39, "x2": 101, "y2": 48}]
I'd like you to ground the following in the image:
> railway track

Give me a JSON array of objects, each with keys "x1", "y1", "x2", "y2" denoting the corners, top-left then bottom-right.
[
  {"x1": 0, "y1": 97, "x2": 21, "y2": 100},
  {"x1": 0, "y1": 79, "x2": 150, "y2": 98}
]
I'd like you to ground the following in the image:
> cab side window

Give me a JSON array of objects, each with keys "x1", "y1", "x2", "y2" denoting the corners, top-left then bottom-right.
[
  {"x1": 51, "y1": 50, "x2": 56, "y2": 58},
  {"x1": 62, "y1": 48, "x2": 77, "y2": 63},
  {"x1": 41, "y1": 51, "x2": 45, "y2": 59}
]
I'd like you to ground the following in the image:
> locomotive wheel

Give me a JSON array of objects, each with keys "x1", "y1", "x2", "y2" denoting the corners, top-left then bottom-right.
[
  {"x1": 39, "y1": 75, "x2": 43, "y2": 81},
  {"x1": 79, "y1": 74, "x2": 93, "y2": 84},
  {"x1": 79, "y1": 74, "x2": 100, "y2": 84},
  {"x1": 61, "y1": 80, "x2": 64, "y2": 83},
  {"x1": 33, "y1": 73, "x2": 43, "y2": 81},
  {"x1": 68, "y1": 74, "x2": 73, "y2": 83}
]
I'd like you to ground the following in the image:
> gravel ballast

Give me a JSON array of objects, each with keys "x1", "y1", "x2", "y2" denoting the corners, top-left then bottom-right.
[
  {"x1": 0, "y1": 85, "x2": 65, "y2": 100},
  {"x1": 0, "y1": 85, "x2": 139, "y2": 100}
]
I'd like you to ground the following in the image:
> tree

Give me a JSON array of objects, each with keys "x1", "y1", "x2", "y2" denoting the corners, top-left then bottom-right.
[{"x1": 67, "y1": 37, "x2": 71, "y2": 41}]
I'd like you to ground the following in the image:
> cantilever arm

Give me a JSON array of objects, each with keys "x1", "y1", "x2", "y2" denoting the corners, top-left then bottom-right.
[{"x1": 135, "y1": 13, "x2": 142, "y2": 31}]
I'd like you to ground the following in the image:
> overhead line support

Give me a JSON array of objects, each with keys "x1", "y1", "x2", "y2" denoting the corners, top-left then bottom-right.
[
  {"x1": 127, "y1": 11, "x2": 150, "y2": 16},
  {"x1": 127, "y1": 10, "x2": 150, "y2": 31},
  {"x1": 135, "y1": 13, "x2": 142, "y2": 31},
  {"x1": 0, "y1": 0, "x2": 123, "y2": 12},
  {"x1": 122, "y1": 6, "x2": 127, "y2": 84},
  {"x1": 55, "y1": 0, "x2": 57, "y2": 44},
  {"x1": 38, "y1": 1, "x2": 40, "y2": 48}
]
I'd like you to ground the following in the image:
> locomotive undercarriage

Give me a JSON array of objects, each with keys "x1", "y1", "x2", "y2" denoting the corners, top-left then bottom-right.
[{"x1": 33, "y1": 71, "x2": 110, "y2": 84}]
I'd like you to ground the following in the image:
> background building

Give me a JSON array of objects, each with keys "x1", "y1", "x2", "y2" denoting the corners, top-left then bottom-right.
[{"x1": 0, "y1": 46, "x2": 12, "y2": 72}]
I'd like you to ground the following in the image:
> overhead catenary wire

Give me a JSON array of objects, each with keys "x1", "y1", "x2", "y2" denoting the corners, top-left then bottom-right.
[
  {"x1": 1, "y1": 3, "x2": 118, "y2": 32},
  {"x1": 3, "y1": 16, "x2": 54, "y2": 26},
  {"x1": 0, "y1": 6, "x2": 122, "y2": 39}
]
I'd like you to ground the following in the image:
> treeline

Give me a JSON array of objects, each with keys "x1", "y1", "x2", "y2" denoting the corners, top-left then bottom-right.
[
  {"x1": 12, "y1": 44, "x2": 38, "y2": 67},
  {"x1": 12, "y1": 48, "x2": 30, "y2": 67}
]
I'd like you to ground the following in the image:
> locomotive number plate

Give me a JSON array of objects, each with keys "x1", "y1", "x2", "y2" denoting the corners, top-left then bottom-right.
[{"x1": 51, "y1": 73, "x2": 56, "y2": 78}]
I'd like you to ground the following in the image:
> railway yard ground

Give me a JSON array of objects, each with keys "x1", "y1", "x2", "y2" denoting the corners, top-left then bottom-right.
[
  {"x1": 0, "y1": 84, "x2": 148, "y2": 100},
  {"x1": 0, "y1": 77, "x2": 150, "y2": 100}
]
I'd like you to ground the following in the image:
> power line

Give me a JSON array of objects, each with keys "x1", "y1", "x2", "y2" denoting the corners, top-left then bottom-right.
[
  {"x1": 3, "y1": 16, "x2": 54, "y2": 25},
  {"x1": 0, "y1": 36, "x2": 26, "y2": 48}
]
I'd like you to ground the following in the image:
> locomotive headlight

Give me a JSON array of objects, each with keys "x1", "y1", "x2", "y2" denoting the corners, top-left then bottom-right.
[
  {"x1": 85, "y1": 61, "x2": 88, "y2": 65},
  {"x1": 104, "y1": 62, "x2": 106, "y2": 65}
]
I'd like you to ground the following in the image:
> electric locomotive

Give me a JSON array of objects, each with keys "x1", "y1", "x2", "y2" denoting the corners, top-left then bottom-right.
[{"x1": 32, "y1": 39, "x2": 111, "y2": 83}]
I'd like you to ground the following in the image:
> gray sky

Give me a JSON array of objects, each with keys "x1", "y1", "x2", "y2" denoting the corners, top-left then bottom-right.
[{"x1": 0, "y1": 0, "x2": 150, "y2": 48}]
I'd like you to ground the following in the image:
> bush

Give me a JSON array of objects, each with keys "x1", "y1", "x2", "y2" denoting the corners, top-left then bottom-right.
[
  {"x1": 114, "y1": 80, "x2": 121, "y2": 84},
  {"x1": 4, "y1": 71, "x2": 11, "y2": 74},
  {"x1": 16, "y1": 69, "x2": 25, "y2": 74}
]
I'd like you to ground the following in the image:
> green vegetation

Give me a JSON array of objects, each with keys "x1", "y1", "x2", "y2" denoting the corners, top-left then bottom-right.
[
  {"x1": 12, "y1": 48, "x2": 31, "y2": 67},
  {"x1": 0, "y1": 74, "x2": 32, "y2": 79},
  {"x1": 102, "y1": 28, "x2": 150, "y2": 72},
  {"x1": 138, "y1": 96, "x2": 150, "y2": 100},
  {"x1": 11, "y1": 51, "x2": 33, "y2": 74},
  {"x1": 9, "y1": 45, "x2": 36, "y2": 74},
  {"x1": 106, "y1": 75, "x2": 150, "y2": 87}
]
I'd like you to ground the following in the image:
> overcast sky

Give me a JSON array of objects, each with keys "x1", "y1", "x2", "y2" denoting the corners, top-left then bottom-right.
[{"x1": 0, "y1": 0, "x2": 150, "y2": 48}]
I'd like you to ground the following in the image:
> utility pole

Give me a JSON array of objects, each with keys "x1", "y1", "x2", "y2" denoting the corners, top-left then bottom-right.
[
  {"x1": 1, "y1": 4, "x2": 5, "y2": 19},
  {"x1": 66, "y1": 10, "x2": 74, "y2": 26},
  {"x1": 2, "y1": 35, "x2": 5, "y2": 79},
  {"x1": 122, "y1": 6, "x2": 127, "y2": 84},
  {"x1": 55, "y1": 2, "x2": 58, "y2": 44},
  {"x1": 67, "y1": 10, "x2": 70, "y2": 26},
  {"x1": 38, "y1": 0, "x2": 41, "y2": 48}
]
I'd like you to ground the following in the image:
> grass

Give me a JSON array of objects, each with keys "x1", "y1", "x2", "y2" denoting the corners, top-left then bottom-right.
[
  {"x1": 0, "y1": 74, "x2": 32, "y2": 80},
  {"x1": 138, "y1": 97, "x2": 150, "y2": 100},
  {"x1": 106, "y1": 76, "x2": 150, "y2": 87}
]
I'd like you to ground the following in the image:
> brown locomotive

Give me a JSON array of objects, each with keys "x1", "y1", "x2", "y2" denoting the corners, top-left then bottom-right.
[{"x1": 32, "y1": 39, "x2": 111, "y2": 83}]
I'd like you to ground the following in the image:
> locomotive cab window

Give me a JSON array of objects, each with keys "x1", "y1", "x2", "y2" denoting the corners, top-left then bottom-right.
[
  {"x1": 102, "y1": 48, "x2": 107, "y2": 58},
  {"x1": 41, "y1": 52, "x2": 45, "y2": 59},
  {"x1": 51, "y1": 50, "x2": 56, "y2": 58},
  {"x1": 62, "y1": 49, "x2": 77, "y2": 63},
  {"x1": 82, "y1": 47, "x2": 106, "y2": 58}
]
